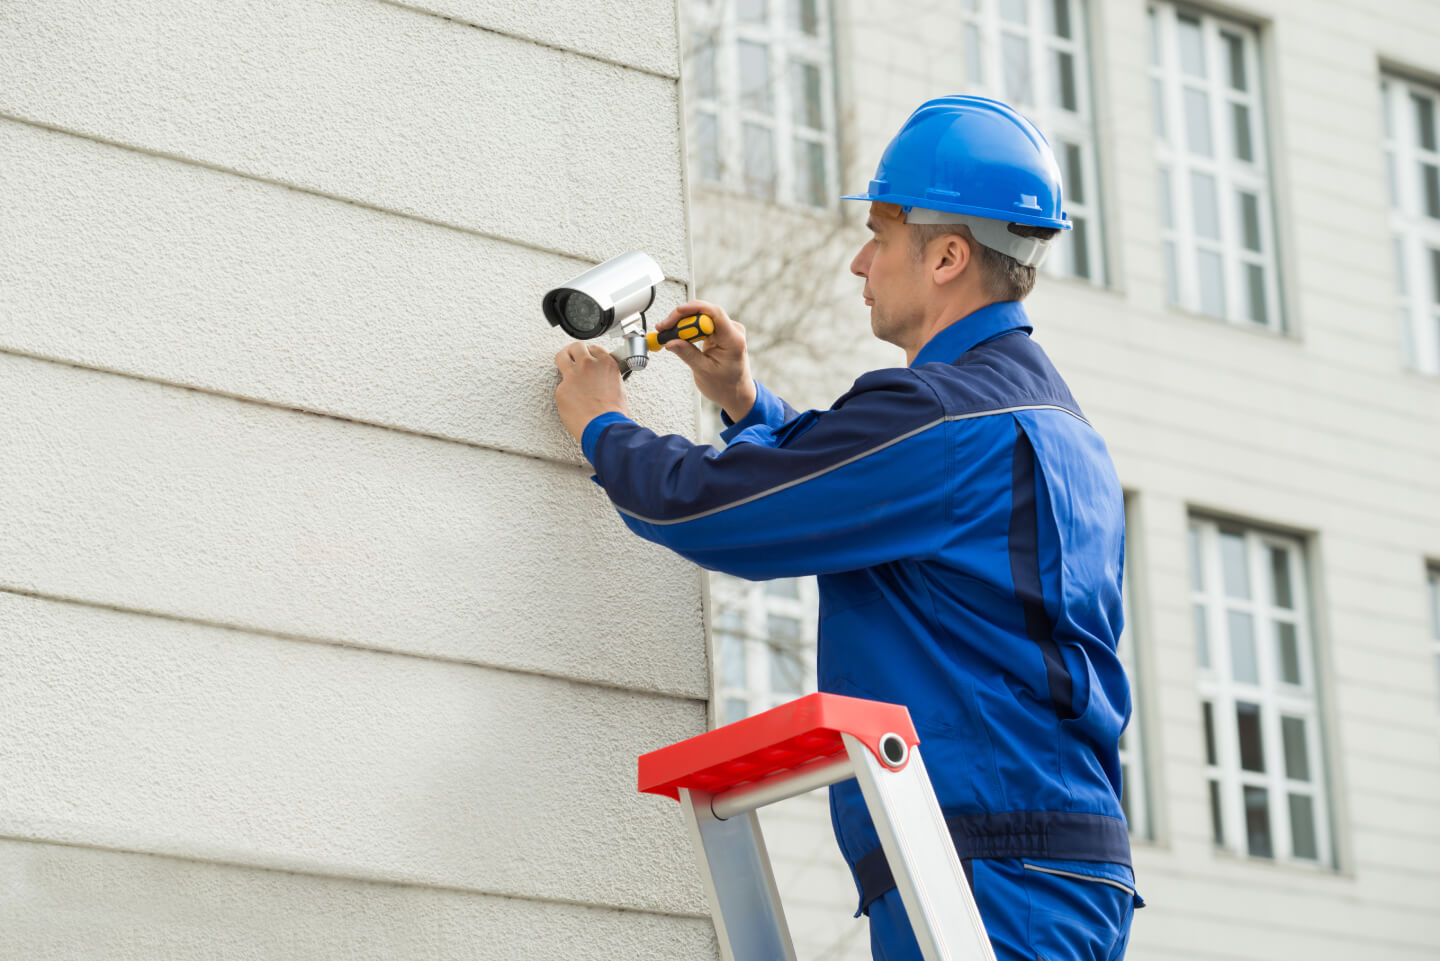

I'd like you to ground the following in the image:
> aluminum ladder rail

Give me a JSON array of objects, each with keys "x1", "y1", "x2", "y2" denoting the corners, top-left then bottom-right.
[{"x1": 639, "y1": 692, "x2": 995, "y2": 961}]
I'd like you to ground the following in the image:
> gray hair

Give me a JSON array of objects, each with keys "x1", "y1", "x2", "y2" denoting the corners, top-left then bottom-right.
[{"x1": 909, "y1": 222, "x2": 1061, "y2": 301}]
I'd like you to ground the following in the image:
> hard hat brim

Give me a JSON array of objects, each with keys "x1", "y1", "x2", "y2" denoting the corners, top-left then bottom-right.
[{"x1": 840, "y1": 192, "x2": 1071, "y2": 231}]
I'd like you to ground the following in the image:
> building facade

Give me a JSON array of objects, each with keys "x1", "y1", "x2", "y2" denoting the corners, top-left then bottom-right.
[
  {"x1": 0, "y1": 2, "x2": 718, "y2": 958},
  {"x1": 685, "y1": 0, "x2": 1440, "y2": 958}
]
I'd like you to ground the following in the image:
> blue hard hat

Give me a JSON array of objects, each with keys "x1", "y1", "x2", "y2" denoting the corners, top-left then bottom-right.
[{"x1": 842, "y1": 95, "x2": 1070, "y2": 230}]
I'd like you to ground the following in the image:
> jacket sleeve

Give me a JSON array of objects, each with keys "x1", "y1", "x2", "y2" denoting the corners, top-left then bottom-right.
[
  {"x1": 718, "y1": 380, "x2": 798, "y2": 435},
  {"x1": 586, "y1": 368, "x2": 951, "y2": 580}
]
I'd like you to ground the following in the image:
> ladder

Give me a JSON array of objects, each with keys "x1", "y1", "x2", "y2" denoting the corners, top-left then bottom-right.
[{"x1": 638, "y1": 692, "x2": 996, "y2": 961}]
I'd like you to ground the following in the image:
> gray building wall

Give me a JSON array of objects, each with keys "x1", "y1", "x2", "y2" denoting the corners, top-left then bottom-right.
[
  {"x1": 687, "y1": 0, "x2": 1440, "y2": 959},
  {"x1": 0, "y1": 1, "x2": 717, "y2": 957}
]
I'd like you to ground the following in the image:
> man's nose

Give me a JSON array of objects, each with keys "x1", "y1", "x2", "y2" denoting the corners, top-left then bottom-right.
[{"x1": 850, "y1": 240, "x2": 872, "y2": 277}]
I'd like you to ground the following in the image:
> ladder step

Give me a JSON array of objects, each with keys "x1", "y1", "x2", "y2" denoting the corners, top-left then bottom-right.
[{"x1": 639, "y1": 692, "x2": 918, "y2": 801}]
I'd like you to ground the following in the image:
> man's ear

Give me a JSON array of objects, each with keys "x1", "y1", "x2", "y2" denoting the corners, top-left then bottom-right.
[{"x1": 931, "y1": 231, "x2": 971, "y2": 286}]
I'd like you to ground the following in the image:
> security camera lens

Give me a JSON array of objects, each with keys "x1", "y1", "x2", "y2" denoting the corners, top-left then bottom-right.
[{"x1": 559, "y1": 291, "x2": 606, "y2": 338}]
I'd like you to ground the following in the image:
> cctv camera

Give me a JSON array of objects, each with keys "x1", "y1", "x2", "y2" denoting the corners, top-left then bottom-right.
[{"x1": 543, "y1": 252, "x2": 664, "y2": 375}]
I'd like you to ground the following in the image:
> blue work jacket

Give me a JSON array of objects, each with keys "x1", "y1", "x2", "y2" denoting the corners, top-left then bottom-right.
[{"x1": 582, "y1": 301, "x2": 1132, "y2": 903}]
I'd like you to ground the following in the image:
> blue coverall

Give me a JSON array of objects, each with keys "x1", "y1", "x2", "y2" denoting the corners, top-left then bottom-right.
[{"x1": 581, "y1": 301, "x2": 1140, "y2": 960}]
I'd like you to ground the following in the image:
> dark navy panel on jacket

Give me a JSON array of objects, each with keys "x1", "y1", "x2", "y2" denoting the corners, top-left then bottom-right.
[{"x1": 585, "y1": 301, "x2": 1132, "y2": 907}]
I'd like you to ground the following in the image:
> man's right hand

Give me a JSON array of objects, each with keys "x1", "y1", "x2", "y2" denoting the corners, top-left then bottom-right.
[{"x1": 654, "y1": 299, "x2": 757, "y2": 423}]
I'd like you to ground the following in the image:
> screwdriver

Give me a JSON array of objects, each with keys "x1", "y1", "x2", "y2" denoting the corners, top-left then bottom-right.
[{"x1": 646, "y1": 313, "x2": 715, "y2": 351}]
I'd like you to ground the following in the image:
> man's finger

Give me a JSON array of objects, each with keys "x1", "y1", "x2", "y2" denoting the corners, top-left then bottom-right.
[
  {"x1": 664, "y1": 338, "x2": 708, "y2": 371},
  {"x1": 554, "y1": 346, "x2": 576, "y2": 369}
]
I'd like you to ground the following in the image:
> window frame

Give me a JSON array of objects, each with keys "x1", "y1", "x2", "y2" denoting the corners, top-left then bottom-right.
[
  {"x1": 1116, "y1": 510, "x2": 1152, "y2": 841},
  {"x1": 960, "y1": 0, "x2": 1108, "y2": 284},
  {"x1": 686, "y1": 0, "x2": 839, "y2": 211},
  {"x1": 1381, "y1": 72, "x2": 1440, "y2": 375},
  {"x1": 1149, "y1": 3, "x2": 1284, "y2": 330},
  {"x1": 712, "y1": 572, "x2": 819, "y2": 725},
  {"x1": 1190, "y1": 518, "x2": 1332, "y2": 867}
]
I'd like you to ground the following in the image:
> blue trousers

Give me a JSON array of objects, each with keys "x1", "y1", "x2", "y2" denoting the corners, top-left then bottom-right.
[{"x1": 868, "y1": 858, "x2": 1136, "y2": 961}]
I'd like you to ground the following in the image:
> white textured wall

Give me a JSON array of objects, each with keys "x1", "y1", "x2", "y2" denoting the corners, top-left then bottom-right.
[
  {"x1": 0, "y1": 0, "x2": 714, "y2": 957},
  {"x1": 688, "y1": 0, "x2": 1440, "y2": 958}
]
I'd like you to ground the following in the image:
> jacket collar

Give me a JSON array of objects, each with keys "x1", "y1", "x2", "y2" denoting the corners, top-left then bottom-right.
[{"x1": 909, "y1": 300, "x2": 1033, "y2": 368}]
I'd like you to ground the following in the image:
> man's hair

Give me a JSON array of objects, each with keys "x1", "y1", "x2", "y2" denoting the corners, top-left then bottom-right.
[{"x1": 909, "y1": 222, "x2": 1062, "y2": 301}]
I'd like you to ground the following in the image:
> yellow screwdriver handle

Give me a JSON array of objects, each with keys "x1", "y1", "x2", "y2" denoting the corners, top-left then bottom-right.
[{"x1": 647, "y1": 313, "x2": 715, "y2": 351}]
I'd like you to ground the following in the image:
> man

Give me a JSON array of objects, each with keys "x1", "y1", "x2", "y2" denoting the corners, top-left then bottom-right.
[{"x1": 554, "y1": 96, "x2": 1139, "y2": 961}]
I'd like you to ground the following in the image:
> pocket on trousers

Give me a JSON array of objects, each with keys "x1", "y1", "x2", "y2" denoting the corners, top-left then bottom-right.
[{"x1": 1023, "y1": 863, "x2": 1134, "y2": 961}]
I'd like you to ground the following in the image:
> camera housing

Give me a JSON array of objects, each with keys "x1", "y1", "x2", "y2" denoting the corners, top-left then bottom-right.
[{"x1": 543, "y1": 252, "x2": 664, "y2": 375}]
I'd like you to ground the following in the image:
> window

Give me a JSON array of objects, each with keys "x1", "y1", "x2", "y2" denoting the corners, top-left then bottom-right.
[
  {"x1": 960, "y1": 0, "x2": 1106, "y2": 283},
  {"x1": 1189, "y1": 519, "x2": 1331, "y2": 865},
  {"x1": 686, "y1": 0, "x2": 837, "y2": 209},
  {"x1": 1117, "y1": 516, "x2": 1151, "y2": 840},
  {"x1": 1149, "y1": 5, "x2": 1282, "y2": 329},
  {"x1": 1428, "y1": 566, "x2": 1440, "y2": 706},
  {"x1": 1382, "y1": 73, "x2": 1440, "y2": 374},
  {"x1": 712, "y1": 573, "x2": 818, "y2": 724}
]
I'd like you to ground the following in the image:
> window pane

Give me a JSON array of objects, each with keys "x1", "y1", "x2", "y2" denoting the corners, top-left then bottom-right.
[
  {"x1": 1244, "y1": 785, "x2": 1274, "y2": 858},
  {"x1": 1191, "y1": 171, "x2": 1220, "y2": 239},
  {"x1": 794, "y1": 137, "x2": 826, "y2": 207},
  {"x1": 767, "y1": 614, "x2": 804, "y2": 693},
  {"x1": 1152, "y1": 77, "x2": 1166, "y2": 139},
  {"x1": 1281, "y1": 715, "x2": 1310, "y2": 781},
  {"x1": 1185, "y1": 88, "x2": 1213, "y2": 156},
  {"x1": 1245, "y1": 264, "x2": 1267, "y2": 325},
  {"x1": 1432, "y1": 248, "x2": 1440, "y2": 303},
  {"x1": 1387, "y1": 152, "x2": 1400, "y2": 209},
  {"x1": 697, "y1": 112, "x2": 721, "y2": 181},
  {"x1": 1223, "y1": 31, "x2": 1246, "y2": 90},
  {"x1": 1070, "y1": 216, "x2": 1091, "y2": 280},
  {"x1": 1194, "y1": 604, "x2": 1210, "y2": 667},
  {"x1": 1148, "y1": 8, "x2": 1161, "y2": 67},
  {"x1": 738, "y1": 0, "x2": 768, "y2": 24},
  {"x1": 1164, "y1": 241, "x2": 1180, "y2": 305},
  {"x1": 1423, "y1": 164, "x2": 1440, "y2": 219},
  {"x1": 693, "y1": 32, "x2": 718, "y2": 99},
  {"x1": 1189, "y1": 524, "x2": 1205, "y2": 589},
  {"x1": 742, "y1": 123, "x2": 776, "y2": 200},
  {"x1": 738, "y1": 41, "x2": 772, "y2": 113},
  {"x1": 1238, "y1": 191, "x2": 1261, "y2": 252},
  {"x1": 1276, "y1": 621, "x2": 1301, "y2": 684},
  {"x1": 1228, "y1": 610, "x2": 1258, "y2": 684},
  {"x1": 1202, "y1": 700, "x2": 1218, "y2": 765},
  {"x1": 1232, "y1": 102, "x2": 1254, "y2": 162},
  {"x1": 1415, "y1": 93, "x2": 1437, "y2": 151},
  {"x1": 766, "y1": 578, "x2": 800, "y2": 599},
  {"x1": 788, "y1": 0, "x2": 819, "y2": 36},
  {"x1": 1053, "y1": 50, "x2": 1078, "y2": 112},
  {"x1": 1120, "y1": 762, "x2": 1133, "y2": 821},
  {"x1": 1395, "y1": 236, "x2": 1408, "y2": 295},
  {"x1": 1220, "y1": 532, "x2": 1250, "y2": 598},
  {"x1": 1236, "y1": 701, "x2": 1265, "y2": 771},
  {"x1": 1198, "y1": 249, "x2": 1226, "y2": 316},
  {"x1": 724, "y1": 697, "x2": 748, "y2": 723},
  {"x1": 1157, "y1": 166, "x2": 1174, "y2": 228},
  {"x1": 1178, "y1": 15, "x2": 1205, "y2": 78},
  {"x1": 1209, "y1": 779, "x2": 1225, "y2": 845},
  {"x1": 1002, "y1": 33, "x2": 1033, "y2": 105},
  {"x1": 1048, "y1": 0, "x2": 1073, "y2": 39},
  {"x1": 964, "y1": 24, "x2": 984, "y2": 85},
  {"x1": 720, "y1": 628, "x2": 747, "y2": 688},
  {"x1": 1064, "y1": 143, "x2": 1085, "y2": 204},
  {"x1": 1000, "y1": 0, "x2": 1028, "y2": 24},
  {"x1": 790, "y1": 60, "x2": 823, "y2": 129},
  {"x1": 1289, "y1": 793, "x2": 1318, "y2": 860}
]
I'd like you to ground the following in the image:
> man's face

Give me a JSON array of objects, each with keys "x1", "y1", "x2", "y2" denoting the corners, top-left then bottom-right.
[{"x1": 849, "y1": 202, "x2": 927, "y2": 350}]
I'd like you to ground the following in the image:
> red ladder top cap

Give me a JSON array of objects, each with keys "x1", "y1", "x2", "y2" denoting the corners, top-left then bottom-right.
[{"x1": 637, "y1": 693, "x2": 919, "y2": 801}]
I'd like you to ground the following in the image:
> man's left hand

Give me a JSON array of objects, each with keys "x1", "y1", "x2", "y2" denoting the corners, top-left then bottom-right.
[{"x1": 553, "y1": 343, "x2": 631, "y2": 443}]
